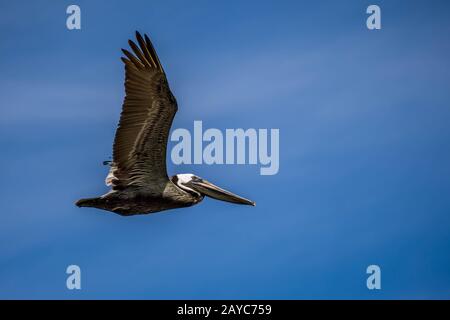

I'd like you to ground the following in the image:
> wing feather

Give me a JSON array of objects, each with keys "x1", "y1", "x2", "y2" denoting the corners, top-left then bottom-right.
[{"x1": 108, "y1": 31, "x2": 177, "y2": 190}]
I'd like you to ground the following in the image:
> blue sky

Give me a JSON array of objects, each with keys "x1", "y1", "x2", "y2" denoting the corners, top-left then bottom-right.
[{"x1": 1, "y1": 0, "x2": 450, "y2": 299}]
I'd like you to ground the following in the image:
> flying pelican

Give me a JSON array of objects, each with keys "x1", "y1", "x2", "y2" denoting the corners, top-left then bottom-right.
[{"x1": 76, "y1": 32, "x2": 255, "y2": 216}]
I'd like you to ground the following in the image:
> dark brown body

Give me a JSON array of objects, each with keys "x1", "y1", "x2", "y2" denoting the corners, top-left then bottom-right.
[{"x1": 76, "y1": 182, "x2": 203, "y2": 216}]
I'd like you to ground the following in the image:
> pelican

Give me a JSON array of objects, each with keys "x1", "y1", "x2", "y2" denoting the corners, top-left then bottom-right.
[{"x1": 76, "y1": 32, "x2": 255, "y2": 216}]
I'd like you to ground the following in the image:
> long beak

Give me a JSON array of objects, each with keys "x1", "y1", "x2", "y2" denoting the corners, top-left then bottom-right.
[{"x1": 188, "y1": 179, "x2": 255, "y2": 206}]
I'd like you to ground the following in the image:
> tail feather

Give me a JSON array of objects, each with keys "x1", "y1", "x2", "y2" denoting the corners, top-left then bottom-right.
[{"x1": 75, "y1": 197, "x2": 102, "y2": 208}]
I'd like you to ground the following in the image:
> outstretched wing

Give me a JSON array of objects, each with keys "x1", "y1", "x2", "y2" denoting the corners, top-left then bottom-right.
[{"x1": 107, "y1": 31, "x2": 177, "y2": 190}]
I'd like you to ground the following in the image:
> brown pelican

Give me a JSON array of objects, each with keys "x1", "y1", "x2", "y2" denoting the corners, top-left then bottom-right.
[{"x1": 76, "y1": 32, "x2": 255, "y2": 216}]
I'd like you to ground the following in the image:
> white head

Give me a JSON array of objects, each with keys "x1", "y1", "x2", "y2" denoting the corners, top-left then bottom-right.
[
  {"x1": 172, "y1": 173, "x2": 201, "y2": 196},
  {"x1": 174, "y1": 173, "x2": 196, "y2": 185}
]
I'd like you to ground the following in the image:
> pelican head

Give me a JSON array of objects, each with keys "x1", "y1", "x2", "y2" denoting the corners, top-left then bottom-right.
[{"x1": 172, "y1": 174, "x2": 255, "y2": 206}]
